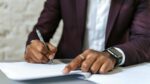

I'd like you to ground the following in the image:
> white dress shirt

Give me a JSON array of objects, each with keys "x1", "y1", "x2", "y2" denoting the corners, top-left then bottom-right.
[{"x1": 83, "y1": 0, "x2": 125, "y2": 65}]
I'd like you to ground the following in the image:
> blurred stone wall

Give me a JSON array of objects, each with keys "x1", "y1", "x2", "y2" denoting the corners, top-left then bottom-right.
[{"x1": 0, "y1": 0, "x2": 63, "y2": 61}]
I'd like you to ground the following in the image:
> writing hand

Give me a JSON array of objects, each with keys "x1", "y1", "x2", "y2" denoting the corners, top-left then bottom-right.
[{"x1": 24, "y1": 40, "x2": 57, "y2": 63}]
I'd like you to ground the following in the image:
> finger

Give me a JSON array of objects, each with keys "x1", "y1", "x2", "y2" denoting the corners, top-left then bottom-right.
[
  {"x1": 90, "y1": 57, "x2": 104, "y2": 74},
  {"x1": 25, "y1": 44, "x2": 46, "y2": 63},
  {"x1": 47, "y1": 43, "x2": 57, "y2": 53},
  {"x1": 99, "y1": 61, "x2": 110, "y2": 74},
  {"x1": 25, "y1": 51, "x2": 36, "y2": 63},
  {"x1": 47, "y1": 43, "x2": 57, "y2": 57},
  {"x1": 24, "y1": 46, "x2": 30, "y2": 62},
  {"x1": 28, "y1": 45, "x2": 43, "y2": 63},
  {"x1": 31, "y1": 40, "x2": 49, "y2": 56},
  {"x1": 82, "y1": 49, "x2": 93, "y2": 56},
  {"x1": 63, "y1": 55, "x2": 83, "y2": 74},
  {"x1": 48, "y1": 53, "x2": 55, "y2": 60},
  {"x1": 31, "y1": 40, "x2": 56, "y2": 60},
  {"x1": 26, "y1": 44, "x2": 49, "y2": 63},
  {"x1": 31, "y1": 40, "x2": 44, "y2": 51},
  {"x1": 26, "y1": 58, "x2": 32, "y2": 63},
  {"x1": 31, "y1": 46, "x2": 49, "y2": 63},
  {"x1": 81, "y1": 54, "x2": 97, "y2": 72},
  {"x1": 24, "y1": 53, "x2": 31, "y2": 63},
  {"x1": 25, "y1": 45, "x2": 38, "y2": 63},
  {"x1": 47, "y1": 43, "x2": 57, "y2": 59}
]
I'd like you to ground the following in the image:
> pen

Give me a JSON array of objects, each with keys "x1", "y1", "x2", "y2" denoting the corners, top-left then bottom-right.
[{"x1": 36, "y1": 29, "x2": 53, "y2": 63}]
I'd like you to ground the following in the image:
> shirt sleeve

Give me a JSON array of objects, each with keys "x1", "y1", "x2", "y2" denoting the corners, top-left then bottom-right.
[{"x1": 114, "y1": 47, "x2": 126, "y2": 66}]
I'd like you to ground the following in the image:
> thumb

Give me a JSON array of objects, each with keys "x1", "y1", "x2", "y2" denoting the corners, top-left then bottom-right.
[
  {"x1": 47, "y1": 43, "x2": 57, "y2": 53},
  {"x1": 47, "y1": 43, "x2": 57, "y2": 59}
]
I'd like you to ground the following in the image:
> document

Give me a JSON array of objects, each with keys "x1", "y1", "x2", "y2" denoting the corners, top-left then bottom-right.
[
  {"x1": 0, "y1": 62, "x2": 91, "y2": 80},
  {"x1": 0, "y1": 62, "x2": 150, "y2": 84},
  {"x1": 88, "y1": 63, "x2": 150, "y2": 84}
]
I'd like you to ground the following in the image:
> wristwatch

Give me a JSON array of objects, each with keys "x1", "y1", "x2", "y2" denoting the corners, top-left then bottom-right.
[{"x1": 106, "y1": 47, "x2": 123, "y2": 66}]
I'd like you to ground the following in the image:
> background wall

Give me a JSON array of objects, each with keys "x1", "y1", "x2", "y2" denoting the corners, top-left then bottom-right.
[{"x1": 0, "y1": 0, "x2": 62, "y2": 61}]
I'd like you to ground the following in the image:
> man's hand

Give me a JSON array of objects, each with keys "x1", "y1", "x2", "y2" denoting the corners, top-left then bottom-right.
[
  {"x1": 63, "y1": 49, "x2": 116, "y2": 74},
  {"x1": 24, "y1": 40, "x2": 57, "y2": 63}
]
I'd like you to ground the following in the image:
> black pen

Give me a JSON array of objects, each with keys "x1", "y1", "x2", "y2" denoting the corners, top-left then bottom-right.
[{"x1": 36, "y1": 29, "x2": 53, "y2": 63}]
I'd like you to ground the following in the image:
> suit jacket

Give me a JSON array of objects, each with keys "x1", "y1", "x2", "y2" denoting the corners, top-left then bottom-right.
[{"x1": 26, "y1": 0, "x2": 150, "y2": 66}]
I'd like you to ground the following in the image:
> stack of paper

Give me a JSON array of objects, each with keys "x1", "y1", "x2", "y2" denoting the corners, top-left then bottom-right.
[
  {"x1": 0, "y1": 62, "x2": 150, "y2": 84},
  {"x1": 0, "y1": 62, "x2": 90, "y2": 80}
]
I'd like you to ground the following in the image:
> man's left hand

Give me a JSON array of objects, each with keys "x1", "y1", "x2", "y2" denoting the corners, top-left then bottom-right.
[{"x1": 63, "y1": 49, "x2": 116, "y2": 74}]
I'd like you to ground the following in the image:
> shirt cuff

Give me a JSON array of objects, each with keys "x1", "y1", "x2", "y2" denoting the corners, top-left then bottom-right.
[{"x1": 114, "y1": 47, "x2": 126, "y2": 65}]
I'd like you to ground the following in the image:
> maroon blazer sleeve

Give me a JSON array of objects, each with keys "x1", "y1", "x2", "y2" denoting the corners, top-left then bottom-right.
[
  {"x1": 26, "y1": 0, "x2": 61, "y2": 45},
  {"x1": 115, "y1": 1, "x2": 150, "y2": 66}
]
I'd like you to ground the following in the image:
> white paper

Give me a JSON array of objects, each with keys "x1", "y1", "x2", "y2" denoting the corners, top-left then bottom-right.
[
  {"x1": 0, "y1": 62, "x2": 90, "y2": 80},
  {"x1": 0, "y1": 62, "x2": 150, "y2": 84},
  {"x1": 87, "y1": 63, "x2": 150, "y2": 84}
]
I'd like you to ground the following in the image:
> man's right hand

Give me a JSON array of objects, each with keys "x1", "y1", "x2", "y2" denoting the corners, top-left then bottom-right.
[{"x1": 24, "y1": 40, "x2": 57, "y2": 63}]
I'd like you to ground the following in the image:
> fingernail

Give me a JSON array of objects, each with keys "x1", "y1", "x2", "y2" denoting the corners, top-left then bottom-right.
[
  {"x1": 49, "y1": 56, "x2": 52, "y2": 60},
  {"x1": 31, "y1": 40, "x2": 34, "y2": 43},
  {"x1": 100, "y1": 69, "x2": 105, "y2": 74},
  {"x1": 49, "y1": 54, "x2": 55, "y2": 59},
  {"x1": 63, "y1": 68, "x2": 69, "y2": 74},
  {"x1": 49, "y1": 55, "x2": 54, "y2": 60}
]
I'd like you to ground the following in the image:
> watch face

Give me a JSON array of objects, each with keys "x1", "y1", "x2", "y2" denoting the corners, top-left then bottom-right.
[
  {"x1": 108, "y1": 47, "x2": 122, "y2": 59},
  {"x1": 107, "y1": 47, "x2": 123, "y2": 65}
]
